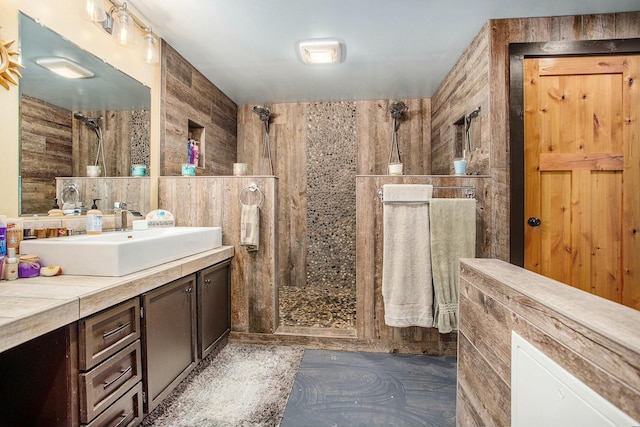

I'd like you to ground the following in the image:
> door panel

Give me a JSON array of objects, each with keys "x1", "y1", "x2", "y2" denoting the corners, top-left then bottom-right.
[{"x1": 524, "y1": 55, "x2": 639, "y2": 309}]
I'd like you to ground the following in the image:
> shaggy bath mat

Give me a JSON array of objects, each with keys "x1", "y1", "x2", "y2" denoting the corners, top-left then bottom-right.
[{"x1": 142, "y1": 344, "x2": 304, "y2": 427}]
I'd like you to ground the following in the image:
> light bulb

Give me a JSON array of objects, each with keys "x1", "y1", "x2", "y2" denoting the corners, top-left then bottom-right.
[
  {"x1": 143, "y1": 31, "x2": 159, "y2": 64},
  {"x1": 112, "y1": 4, "x2": 136, "y2": 46}
]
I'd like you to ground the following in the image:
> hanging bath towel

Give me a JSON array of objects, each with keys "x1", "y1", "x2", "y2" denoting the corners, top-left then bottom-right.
[
  {"x1": 429, "y1": 198, "x2": 476, "y2": 333},
  {"x1": 240, "y1": 204, "x2": 260, "y2": 251},
  {"x1": 381, "y1": 184, "x2": 434, "y2": 327}
]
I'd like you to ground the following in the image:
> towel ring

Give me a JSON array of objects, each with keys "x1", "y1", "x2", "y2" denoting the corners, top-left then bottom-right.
[{"x1": 240, "y1": 182, "x2": 265, "y2": 207}]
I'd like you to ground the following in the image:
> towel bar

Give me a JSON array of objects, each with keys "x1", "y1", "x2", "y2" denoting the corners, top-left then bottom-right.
[{"x1": 377, "y1": 185, "x2": 476, "y2": 203}]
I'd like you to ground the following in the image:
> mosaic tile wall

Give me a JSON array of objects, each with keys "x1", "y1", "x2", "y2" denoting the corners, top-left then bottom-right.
[
  {"x1": 305, "y1": 101, "x2": 357, "y2": 291},
  {"x1": 131, "y1": 110, "x2": 151, "y2": 174}
]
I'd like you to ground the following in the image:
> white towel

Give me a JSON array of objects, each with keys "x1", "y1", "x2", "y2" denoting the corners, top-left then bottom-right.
[
  {"x1": 429, "y1": 198, "x2": 476, "y2": 333},
  {"x1": 240, "y1": 204, "x2": 260, "y2": 251},
  {"x1": 381, "y1": 184, "x2": 434, "y2": 327}
]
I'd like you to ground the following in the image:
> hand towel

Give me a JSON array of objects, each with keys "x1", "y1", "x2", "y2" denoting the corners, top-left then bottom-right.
[
  {"x1": 381, "y1": 184, "x2": 434, "y2": 327},
  {"x1": 429, "y1": 198, "x2": 476, "y2": 333},
  {"x1": 240, "y1": 204, "x2": 260, "y2": 251}
]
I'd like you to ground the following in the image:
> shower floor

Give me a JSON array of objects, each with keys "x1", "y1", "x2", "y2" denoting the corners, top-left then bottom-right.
[{"x1": 279, "y1": 285, "x2": 356, "y2": 329}]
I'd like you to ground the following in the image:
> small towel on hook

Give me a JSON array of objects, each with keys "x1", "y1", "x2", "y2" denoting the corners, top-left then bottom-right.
[{"x1": 240, "y1": 204, "x2": 260, "y2": 251}]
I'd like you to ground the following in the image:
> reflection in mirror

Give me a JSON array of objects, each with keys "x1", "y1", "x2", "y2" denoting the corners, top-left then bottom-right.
[{"x1": 19, "y1": 12, "x2": 151, "y2": 215}]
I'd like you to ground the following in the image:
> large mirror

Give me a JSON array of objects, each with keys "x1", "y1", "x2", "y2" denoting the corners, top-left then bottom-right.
[{"x1": 19, "y1": 12, "x2": 151, "y2": 215}]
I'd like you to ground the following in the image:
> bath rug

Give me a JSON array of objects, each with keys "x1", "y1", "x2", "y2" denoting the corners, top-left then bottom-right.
[{"x1": 142, "y1": 343, "x2": 304, "y2": 427}]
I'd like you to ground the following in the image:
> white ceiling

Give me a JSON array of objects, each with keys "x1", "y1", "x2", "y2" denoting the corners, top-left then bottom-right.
[{"x1": 129, "y1": 0, "x2": 638, "y2": 105}]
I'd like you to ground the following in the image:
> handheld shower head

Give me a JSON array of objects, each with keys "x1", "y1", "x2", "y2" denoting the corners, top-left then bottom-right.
[
  {"x1": 74, "y1": 113, "x2": 102, "y2": 130},
  {"x1": 389, "y1": 101, "x2": 408, "y2": 119},
  {"x1": 252, "y1": 106, "x2": 270, "y2": 122},
  {"x1": 467, "y1": 107, "x2": 481, "y2": 121}
]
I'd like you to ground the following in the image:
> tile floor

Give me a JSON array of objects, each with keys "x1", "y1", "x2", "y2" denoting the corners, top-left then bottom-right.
[{"x1": 281, "y1": 349, "x2": 457, "y2": 427}]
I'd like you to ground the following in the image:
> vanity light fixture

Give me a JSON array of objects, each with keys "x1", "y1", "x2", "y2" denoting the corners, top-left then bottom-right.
[
  {"x1": 111, "y1": 2, "x2": 136, "y2": 46},
  {"x1": 142, "y1": 28, "x2": 160, "y2": 65},
  {"x1": 35, "y1": 57, "x2": 95, "y2": 79},
  {"x1": 82, "y1": 0, "x2": 160, "y2": 64},
  {"x1": 298, "y1": 39, "x2": 343, "y2": 64}
]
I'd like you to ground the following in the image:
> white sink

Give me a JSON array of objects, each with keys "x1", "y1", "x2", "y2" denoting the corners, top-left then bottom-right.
[{"x1": 20, "y1": 227, "x2": 223, "y2": 277}]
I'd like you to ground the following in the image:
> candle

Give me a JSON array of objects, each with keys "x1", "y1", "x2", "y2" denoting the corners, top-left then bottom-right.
[{"x1": 233, "y1": 163, "x2": 249, "y2": 176}]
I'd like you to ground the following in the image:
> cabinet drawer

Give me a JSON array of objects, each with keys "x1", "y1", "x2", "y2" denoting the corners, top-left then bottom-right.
[
  {"x1": 83, "y1": 382, "x2": 143, "y2": 427},
  {"x1": 79, "y1": 298, "x2": 140, "y2": 370},
  {"x1": 79, "y1": 340, "x2": 142, "y2": 423}
]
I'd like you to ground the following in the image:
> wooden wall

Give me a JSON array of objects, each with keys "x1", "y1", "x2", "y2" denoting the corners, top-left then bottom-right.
[
  {"x1": 457, "y1": 258, "x2": 640, "y2": 426},
  {"x1": 160, "y1": 42, "x2": 238, "y2": 176},
  {"x1": 431, "y1": 22, "x2": 490, "y2": 176},
  {"x1": 158, "y1": 177, "x2": 279, "y2": 334},
  {"x1": 20, "y1": 96, "x2": 72, "y2": 214},
  {"x1": 431, "y1": 11, "x2": 640, "y2": 262},
  {"x1": 356, "y1": 175, "x2": 488, "y2": 353}
]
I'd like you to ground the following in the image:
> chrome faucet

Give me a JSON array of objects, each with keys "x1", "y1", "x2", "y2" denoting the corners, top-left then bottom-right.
[{"x1": 114, "y1": 202, "x2": 143, "y2": 231}]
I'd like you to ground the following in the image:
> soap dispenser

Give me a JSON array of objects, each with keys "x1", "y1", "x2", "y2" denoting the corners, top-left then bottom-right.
[
  {"x1": 86, "y1": 199, "x2": 103, "y2": 235},
  {"x1": 48, "y1": 198, "x2": 63, "y2": 216}
]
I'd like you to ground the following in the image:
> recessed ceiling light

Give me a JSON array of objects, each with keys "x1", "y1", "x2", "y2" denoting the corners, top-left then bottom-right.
[
  {"x1": 298, "y1": 39, "x2": 343, "y2": 65},
  {"x1": 35, "y1": 57, "x2": 95, "y2": 79}
]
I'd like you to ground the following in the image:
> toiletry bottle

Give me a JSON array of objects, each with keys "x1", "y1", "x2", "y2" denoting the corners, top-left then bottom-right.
[
  {"x1": 86, "y1": 199, "x2": 103, "y2": 235},
  {"x1": 6, "y1": 218, "x2": 23, "y2": 254},
  {"x1": 0, "y1": 215, "x2": 6, "y2": 257},
  {"x1": 192, "y1": 141, "x2": 199, "y2": 167},
  {"x1": 6, "y1": 247, "x2": 18, "y2": 281}
]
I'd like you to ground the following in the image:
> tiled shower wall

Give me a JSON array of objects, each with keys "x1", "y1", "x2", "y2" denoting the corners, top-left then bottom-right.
[{"x1": 306, "y1": 102, "x2": 357, "y2": 290}]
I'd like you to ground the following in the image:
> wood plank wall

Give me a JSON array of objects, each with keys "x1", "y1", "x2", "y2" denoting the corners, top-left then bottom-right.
[
  {"x1": 158, "y1": 176, "x2": 279, "y2": 334},
  {"x1": 356, "y1": 175, "x2": 488, "y2": 353},
  {"x1": 161, "y1": 42, "x2": 238, "y2": 176},
  {"x1": 431, "y1": 11, "x2": 640, "y2": 262},
  {"x1": 20, "y1": 96, "x2": 72, "y2": 214},
  {"x1": 457, "y1": 258, "x2": 640, "y2": 426}
]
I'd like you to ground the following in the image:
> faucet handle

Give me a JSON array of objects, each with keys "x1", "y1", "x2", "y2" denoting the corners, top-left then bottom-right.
[{"x1": 114, "y1": 201, "x2": 128, "y2": 210}]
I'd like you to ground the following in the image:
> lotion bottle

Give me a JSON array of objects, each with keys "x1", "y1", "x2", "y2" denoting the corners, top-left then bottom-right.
[
  {"x1": 6, "y1": 247, "x2": 18, "y2": 281},
  {"x1": 86, "y1": 199, "x2": 103, "y2": 235}
]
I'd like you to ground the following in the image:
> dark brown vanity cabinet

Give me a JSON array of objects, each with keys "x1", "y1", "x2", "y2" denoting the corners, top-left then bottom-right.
[
  {"x1": 141, "y1": 274, "x2": 198, "y2": 413},
  {"x1": 197, "y1": 260, "x2": 231, "y2": 359}
]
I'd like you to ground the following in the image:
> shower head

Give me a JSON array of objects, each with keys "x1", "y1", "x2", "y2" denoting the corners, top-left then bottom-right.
[
  {"x1": 389, "y1": 101, "x2": 408, "y2": 119},
  {"x1": 467, "y1": 107, "x2": 481, "y2": 121},
  {"x1": 74, "y1": 113, "x2": 102, "y2": 130},
  {"x1": 252, "y1": 106, "x2": 270, "y2": 122}
]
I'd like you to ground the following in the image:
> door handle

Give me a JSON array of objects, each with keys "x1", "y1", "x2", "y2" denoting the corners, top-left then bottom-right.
[{"x1": 527, "y1": 217, "x2": 542, "y2": 227}]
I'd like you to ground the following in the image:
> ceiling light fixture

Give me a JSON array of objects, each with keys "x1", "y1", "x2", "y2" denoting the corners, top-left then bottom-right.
[
  {"x1": 82, "y1": 0, "x2": 160, "y2": 65},
  {"x1": 35, "y1": 57, "x2": 95, "y2": 79},
  {"x1": 298, "y1": 39, "x2": 343, "y2": 65}
]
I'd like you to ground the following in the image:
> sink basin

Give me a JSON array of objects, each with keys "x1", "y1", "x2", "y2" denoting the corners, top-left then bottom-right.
[{"x1": 20, "y1": 227, "x2": 223, "y2": 277}]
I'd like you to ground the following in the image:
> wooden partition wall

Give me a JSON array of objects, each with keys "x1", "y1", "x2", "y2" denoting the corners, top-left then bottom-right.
[
  {"x1": 458, "y1": 258, "x2": 640, "y2": 426},
  {"x1": 158, "y1": 176, "x2": 278, "y2": 334}
]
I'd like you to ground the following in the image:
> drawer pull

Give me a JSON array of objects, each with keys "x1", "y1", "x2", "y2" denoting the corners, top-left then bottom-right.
[
  {"x1": 103, "y1": 366, "x2": 132, "y2": 390},
  {"x1": 185, "y1": 287, "x2": 193, "y2": 293},
  {"x1": 102, "y1": 322, "x2": 131, "y2": 340},
  {"x1": 204, "y1": 278, "x2": 211, "y2": 284},
  {"x1": 114, "y1": 410, "x2": 134, "y2": 427}
]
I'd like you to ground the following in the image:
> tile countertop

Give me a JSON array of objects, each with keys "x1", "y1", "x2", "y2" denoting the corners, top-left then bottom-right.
[{"x1": 0, "y1": 245, "x2": 235, "y2": 354}]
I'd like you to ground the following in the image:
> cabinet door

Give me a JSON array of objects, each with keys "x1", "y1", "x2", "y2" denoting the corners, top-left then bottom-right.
[
  {"x1": 142, "y1": 274, "x2": 197, "y2": 413},
  {"x1": 197, "y1": 260, "x2": 231, "y2": 359}
]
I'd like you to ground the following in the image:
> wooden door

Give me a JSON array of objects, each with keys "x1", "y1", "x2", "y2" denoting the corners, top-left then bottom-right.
[{"x1": 524, "y1": 55, "x2": 640, "y2": 309}]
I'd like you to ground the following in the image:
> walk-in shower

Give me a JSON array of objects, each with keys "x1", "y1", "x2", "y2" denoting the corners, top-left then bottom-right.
[
  {"x1": 253, "y1": 106, "x2": 273, "y2": 175},
  {"x1": 74, "y1": 113, "x2": 107, "y2": 176}
]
